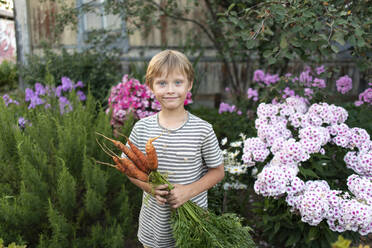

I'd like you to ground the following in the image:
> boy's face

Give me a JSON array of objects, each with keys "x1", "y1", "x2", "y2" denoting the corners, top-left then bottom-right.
[{"x1": 151, "y1": 69, "x2": 192, "y2": 112}]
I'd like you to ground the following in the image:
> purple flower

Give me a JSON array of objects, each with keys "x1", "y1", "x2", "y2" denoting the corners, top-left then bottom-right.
[
  {"x1": 77, "y1": 91, "x2": 86, "y2": 101},
  {"x1": 219, "y1": 102, "x2": 233, "y2": 114},
  {"x1": 263, "y1": 74, "x2": 280, "y2": 86},
  {"x1": 54, "y1": 86, "x2": 62, "y2": 97},
  {"x1": 247, "y1": 88, "x2": 259, "y2": 101},
  {"x1": 18, "y1": 117, "x2": 27, "y2": 129},
  {"x1": 61, "y1": 77, "x2": 73, "y2": 92},
  {"x1": 299, "y1": 70, "x2": 313, "y2": 85},
  {"x1": 2, "y1": 94, "x2": 19, "y2": 106},
  {"x1": 253, "y1": 70, "x2": 265, "y2": 82},
  {"x1": 2, "y1": 94, "x2": 10, "y2": 105},
  {"x1": 28, "y1": 95, "x2": 44, "y2": 109},
  {"x1": 225, "y1": 87, "x2": 230, "y2": 92},
  {"x1": 283, "y1": 87, "x2": 295, "y2": 98},
  {"x1": 285, "y1": 73, "x2": 292, "y2": 78},
  {"x1": 74, "y1": 81, "x2": 84, "y2": 88},
  {"x1": 356, "y1": 88, "x2": 372, "y2": 106},
  {"x1": 304, "y1": 88, "x2": 314, "y2": 99},
  {"x1": 313, "y1": 78, "x2": 326, "y2": 88},
  {"x1": 316, "y1": 65, "x2": 325, "y2": 75},
  {"x1": 59, "y1": 96, "x2": 73, "y2": 114},
  {"x1": 25, "y1": 88, "x2": 35, "y2": 102},
  {"x1": 34, "y1": 82, "x2": 46, "y2": 95},
  {"x1": 336, "y1": 75, "x2": 353, "y2": 94}
]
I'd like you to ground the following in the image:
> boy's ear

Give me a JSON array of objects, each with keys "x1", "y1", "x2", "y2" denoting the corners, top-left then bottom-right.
[{"x1": 188, "y1": 81, "x2": 193, "y2": 91}]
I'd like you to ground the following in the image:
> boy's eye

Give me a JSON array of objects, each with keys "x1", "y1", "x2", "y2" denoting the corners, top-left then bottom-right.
[
  {"x1": 175, "y1": 81, "x2": 182, "y2": 85},
  {"x1": 157, "y1": 81, "x2": 166, "y2": 86}
]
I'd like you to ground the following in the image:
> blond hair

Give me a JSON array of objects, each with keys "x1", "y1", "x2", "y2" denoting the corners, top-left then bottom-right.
[{"x1": 145, "y1": 50, "x2": 194, "y2": 88}]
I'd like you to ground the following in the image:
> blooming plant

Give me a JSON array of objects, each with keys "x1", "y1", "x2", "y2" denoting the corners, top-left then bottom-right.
[
  {"x1": 242, "y1": 97, "x2": 371, "y2": 235},
  {"x1": 107, "y1": 75, "x2": 193, "y2": 126},
  {"x1": 245, "y1": 66, "x2": 357, "y2": 106},
  {"x1": 1, "y1": 77, "x2": 86, "y2": 130},
  {"x1": 355, "y1": 84, "x2": 372, "y2": 107},
  {"x1": 24, "y1": 77, "x2": 85, "y2": 114}
]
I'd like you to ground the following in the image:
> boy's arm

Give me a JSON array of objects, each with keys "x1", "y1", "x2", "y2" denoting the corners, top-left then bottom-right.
[
  {"x1": 127, "y1": 176, "x2": 169, "y2": 205},
  {"x1": 167, "y1": 163, "x2": 224, "y2": 209}
]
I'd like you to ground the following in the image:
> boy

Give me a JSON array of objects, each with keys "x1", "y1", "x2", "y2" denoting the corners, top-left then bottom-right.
[{"x1": 126, "y1": 49, "x2": 224, "y2": 248}]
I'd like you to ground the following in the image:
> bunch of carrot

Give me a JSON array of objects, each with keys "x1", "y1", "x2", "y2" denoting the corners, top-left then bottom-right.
[
  {"x1": 95, "y1": 132, "x2": 161, "y2": 183},
  {"x1": 95, "y1": 132, "x2": 255, "y2": 248}
]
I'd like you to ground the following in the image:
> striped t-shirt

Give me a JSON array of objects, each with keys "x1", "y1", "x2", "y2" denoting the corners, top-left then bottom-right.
[{"x1": 128, "y1": 111, "x2": 223, "y2": 248}]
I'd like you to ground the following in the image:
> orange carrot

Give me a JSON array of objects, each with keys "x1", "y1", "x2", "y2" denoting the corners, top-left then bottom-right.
[
  {"x1": 145, "y1": 135, "x2": 162, "y2": 171},
  {"x1": 95, "y1": 138, "x2": 148, "y2": 181},
  {"x1": 96, "y1": 132, "x2": 148, "y2": 173},
  {"x1": 124, "y1": 136, "x2": 149, "y2": 172},
  {"x1": 119, "y1": 157, "x2": 149, "y2": 182}
]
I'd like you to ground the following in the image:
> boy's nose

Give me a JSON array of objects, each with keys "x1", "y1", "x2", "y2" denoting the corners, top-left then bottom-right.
[{"x1": 166, "y1": 83, "x2": 175, "y2": 93}]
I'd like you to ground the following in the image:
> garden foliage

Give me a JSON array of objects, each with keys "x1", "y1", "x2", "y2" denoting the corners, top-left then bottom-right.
[
  {"x1": 210, "y1": 66, "x2": 372, "y2": 248},
  {"x1": 0, "y1": 61, "x2": 18, "y2": 92},
  {"x1": 19, "y1": 48, "x2": 122, "y2": 104},
  {"x1": 0, "y1": 79, "x2": 141, "y2": 247}
]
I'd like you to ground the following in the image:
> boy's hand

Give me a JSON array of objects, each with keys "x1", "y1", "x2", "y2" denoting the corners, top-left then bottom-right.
[
  {"x1": 152, "y1": 184, "x2": 169, "y2": 205},
  {"x1": 167, "y1": 184, "x2": 192, "y2": 209}
]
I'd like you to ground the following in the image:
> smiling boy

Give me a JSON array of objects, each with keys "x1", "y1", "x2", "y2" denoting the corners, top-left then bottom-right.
[{"x1": 126, "y1": 50, "x2": 224, "y2": 248}]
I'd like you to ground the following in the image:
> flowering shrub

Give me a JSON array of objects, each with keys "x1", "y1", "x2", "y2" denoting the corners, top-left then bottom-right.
[
  {"x1": 218, "y1": 102, "x2": 242, "y2": 115},
  {"x1": 1, "y1": 77, "x2": 86, "y2": 130},
  {"x1": 107, "y1": 75, "x2": 193, "y2": 126},
  {"x1": 355, "y1": 85, "x2": 372, "y2": 107},
  {"x1": 247, "y1": 66, "x2": 330, "y2": 104},
  {"x1": 336, "y1": 75, "x2": 353, "y2": 95},
  {"x1": 24, "y1": 77, "x2": 85, "y2": 114},
  {"x1": 242, "y1": 97, "x2": 372, "y2": 235}
]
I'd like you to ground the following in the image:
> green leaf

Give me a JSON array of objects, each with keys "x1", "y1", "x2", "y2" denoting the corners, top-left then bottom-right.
[
  {"x1": 307, "y1": 227, "x2": 319, "y2": 242},
  {"x1": 355, "y1": 28, "x2": 364, "y2": 36},
  {"x1": 227, "y1": 3, "x2": 235, "y2": 12},
  {"x1": 274, "y1": 221, "x2": 280, "y2": 234},
  {"x1": 246, "y1": 40, "x2": 257, "y2": 49},
  {"x1": 357, "y1": 37, "x2": 366, "y2": 47},
  {"x1": 299, "y1": 167, "x2": 319, "y2": 178},
  {"x1": 263, "y1": 50, "x2": 273, "y2": 58},
  {"x1": 280, "y1": 35, "x2": 288, "y2": 49},
  {"x1": 332, "y1": 32, "x2": 345, "y2": 46},
  {"x1": 268, "y1": 57, "x2": 276, "y2": 65},
  {"x1": 347, "y1": 35, "x2": 356, "y2": 46},
  {"x1": 331, "y1": 45, "x2": 339, "y2": 53},
  {"x1": 285, "y1": 232, "x2": 301, "y2": 246}
]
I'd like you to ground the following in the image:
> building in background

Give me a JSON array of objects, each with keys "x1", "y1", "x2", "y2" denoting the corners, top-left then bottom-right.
[{"x1": 0, "y1": 0, "x2": 16, "y2": 63}]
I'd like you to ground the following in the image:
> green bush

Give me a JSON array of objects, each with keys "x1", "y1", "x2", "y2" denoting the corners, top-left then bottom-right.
[
  {"x1": 0, "y1": 238, "x2": 26, "y2": 248},
  {"x1": 189, "y1": 106, "x2": 256, "y2": 143},
  {"x1": 19, "y1": 48, "x2": 122, "y2": 104},
  {"x1": 0, "y1": 89, "x2": 142, "y2": 247},
  {"x1": 0, "y1": 61, "x2": 18, "y2": 92}
]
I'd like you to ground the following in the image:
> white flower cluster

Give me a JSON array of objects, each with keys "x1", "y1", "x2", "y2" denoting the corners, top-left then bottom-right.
[
  {"x1": 243, "y1": 97, "x2": 372, "y2": 235},
  {"x1": 222, "y1": 134, "x2": 250, "y2": 175}
]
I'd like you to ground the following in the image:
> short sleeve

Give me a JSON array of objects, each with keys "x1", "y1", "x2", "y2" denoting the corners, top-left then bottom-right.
[
  {"x1": 128, "y1": 122, "x2": 140, "y2": 147},
  {"x1": 201, "y1": 126, "x2": 223, "y2": 168},
  {"x1": 121, "y1": 122, "x2": 140, "y2": 158}
]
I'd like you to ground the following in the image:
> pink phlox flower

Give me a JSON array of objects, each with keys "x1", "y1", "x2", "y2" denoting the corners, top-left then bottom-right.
[
  {"x1": 316, "y1": 65, "x2": 326, "y2": 75},
  {"x1": 299, "y1": 70, "x2": 313, "y2": 86},
  {"x1": 282, "y1": 87, "x2": 295, "y2": 98},
  {"x1": 347, "y1": 174, "x2": 372, "y2": 205},
  {"x1": 263, "y1": 74, "x2": 280, "y2": 86},
  {"x1": 253, "y1": 69, "x2": 265, "y2": 82},
  {"x1": 254, "y1": 164, "x2": 298, "y2": 197},
  {"x1": 336, "y1": 75, "x2": 353, "y2": 94},
  {"x1": 313, "y1": 78, "x2": 326, "y2": 88},
  {"x1": 247, "y1": 88, "x2": 259, "y2": 101}
]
